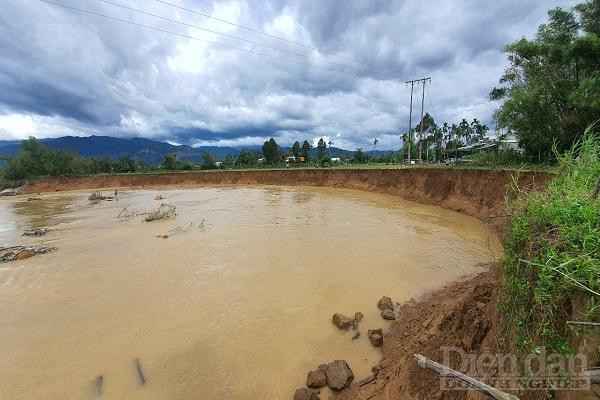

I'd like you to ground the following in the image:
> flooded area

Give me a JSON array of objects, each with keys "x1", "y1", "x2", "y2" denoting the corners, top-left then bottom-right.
[{"x1": 0, "y1": 186, "x2": 501, "y2": 400}]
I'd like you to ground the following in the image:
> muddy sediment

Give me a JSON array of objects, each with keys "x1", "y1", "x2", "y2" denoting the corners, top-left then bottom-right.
[{"x1": 21, "y1": 169, "x2": 552, "y2": 400}]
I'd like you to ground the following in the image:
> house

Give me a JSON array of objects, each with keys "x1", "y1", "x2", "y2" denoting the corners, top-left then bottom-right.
[{"x1": 330, "y1": 157, "x2": 341, "y2": 163}]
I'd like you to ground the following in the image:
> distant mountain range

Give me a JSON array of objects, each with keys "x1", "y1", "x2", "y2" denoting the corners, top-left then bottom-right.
[{"x1": 0, "y1": 135, "x2": 395, "y2": 165}]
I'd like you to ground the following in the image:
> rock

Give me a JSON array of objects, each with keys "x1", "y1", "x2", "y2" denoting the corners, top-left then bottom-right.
[
  {"x1": 377, "y1": 296, "x2": 394, "y2": 311},
  {"x1": 381, "y1": 309, "x2": 395, "y2": 320},
  {"x1": 354, "y1": 312, "x2": 364, "y2": 322},
  {"x1": 332, "y1": 313, "x2": 352, "y2": 330},
  {"x1": 294, "y1": 388, "x2": 320, "y2": 400},
  {"x1": 306, "y1": 369, "x2": 327, "y2": 388},
  {"x1": 14, "y1": 249, "x2": 36, "y2": 260},
  {"x1": 324, "y1": 360, "x2": 354, "y2": 390},
  {"x1": 367, "y1": 329, "x2": 383, "y2": 347},
  {"x1": 369, "y1": 333, "x2": 383, "y2": 347},
  {"x1": 352, "y1": 331, "x2": 360, "y2": 340}
]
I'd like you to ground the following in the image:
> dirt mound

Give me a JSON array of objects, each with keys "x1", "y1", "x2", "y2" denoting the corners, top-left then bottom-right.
[{"x1": 335, "y1": 266, "x2": 501, "y2": 400}]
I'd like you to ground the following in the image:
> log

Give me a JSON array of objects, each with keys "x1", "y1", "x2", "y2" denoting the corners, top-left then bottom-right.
[
  {"x1": 567, "y1": 321, "x2": 600, "y2": 328},
  {"x1": 587, "y1": 368, "x2": 600, "y2": 385},
  {"x1": 134, "y1": 358, "x2": 146, "y2": 385},
  {"x1": 414, "y1": 354, "x2": 520, "y2": 400}
]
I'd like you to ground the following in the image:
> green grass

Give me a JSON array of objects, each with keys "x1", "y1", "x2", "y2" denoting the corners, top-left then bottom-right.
[{"x1": 498, "y1": 130, "x2": 600, "y2": 359}]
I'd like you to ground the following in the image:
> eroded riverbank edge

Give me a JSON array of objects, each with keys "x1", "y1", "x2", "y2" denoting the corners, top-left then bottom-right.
[{"x1": 23, "y1": 169, "x2": 551, "y2": 400}]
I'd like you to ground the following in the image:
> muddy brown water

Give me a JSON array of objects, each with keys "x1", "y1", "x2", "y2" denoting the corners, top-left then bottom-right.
[{"x1": 0, "y1": 186, "x2": 501, "y2": 400}]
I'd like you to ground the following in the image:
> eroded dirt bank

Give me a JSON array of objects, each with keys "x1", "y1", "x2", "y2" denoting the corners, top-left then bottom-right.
[
  {"x1": 23, "y1": 168, "x2": 552, "y2": 400},
  {"x1": 24, "y1": 168, "x2": 549, "y2": 231}
]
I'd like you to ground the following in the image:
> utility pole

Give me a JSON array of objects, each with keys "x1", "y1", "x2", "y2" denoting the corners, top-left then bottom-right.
[
  {"x1": 406, "y1": 77, "x2": 431, "y2": 164},
  {"x1": 406, "y1": 81, "x2": 415, "y2": 164}
]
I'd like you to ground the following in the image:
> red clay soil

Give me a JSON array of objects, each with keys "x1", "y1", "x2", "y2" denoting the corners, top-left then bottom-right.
[{"x1": 25, "y1": 168, "x2": 563, "y2": 400}]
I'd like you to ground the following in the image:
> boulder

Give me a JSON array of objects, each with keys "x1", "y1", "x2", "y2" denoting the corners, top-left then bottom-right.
[
  {"x1": 369, "y1": 333, "x2": 383, "y2": 347},
  {"x1": 324, "y1": 360, "x2": 354, "y2": 390},
  {"x1": 354, "y1": 312, "x2": 364, "y2": 322},
  {"x1": 377, "y1": 296, "x2": 394, "y2": 311},
  {"x1": 367, "y1": 328, "x2": 383, "y2": 347},
  {"x1": 294, "y1": 388, "x2": 320, "y2": 400},
  {"x1": 332, "y1": 313, "x2": 352, "y2": 330},
  {"x1": 381, "y1": 309, "x2": 395, "y2": 320},
  {"x1": 306, "y1": 369, "x2": 327, "y2": 388}
]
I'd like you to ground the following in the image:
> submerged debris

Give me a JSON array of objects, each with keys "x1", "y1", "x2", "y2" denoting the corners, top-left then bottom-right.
[
  {"x1": 117, "y1": 206, "x2": 148, "y2": 219},
  {"x1": 144, "y1": 203, "x2": 177, "y2": 222},
  {"x1": 22, "y1": 227, "x2": 50, "y2": 237},
  {"x1": 0, "y1": 187, "x2": 22, "y2": 197},
  {"x1": 92, "y1": 375, "x2": 104, "y2": 396},
  {"x1": 154, "y1": 194, "x2": 164, "y2": 200},
  {"x1": 89, "y1": 191, "x2": 115, "y2": 202},
  {"x1": 133, "y1": 358, "x2": 146, "y2": 386},
  {"x1": 0, "y1": 246, "x2": 56, "y2": 263},
  {"x1": 157, "y1": 220, "x2": 206, "y2": 238}
]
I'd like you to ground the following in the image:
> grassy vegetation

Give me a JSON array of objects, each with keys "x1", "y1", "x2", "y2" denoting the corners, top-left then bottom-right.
[{"x1": 498, "y1": 129, "x2": 600, "y2": 359}]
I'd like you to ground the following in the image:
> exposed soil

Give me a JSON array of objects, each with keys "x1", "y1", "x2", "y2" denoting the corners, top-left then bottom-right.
[
  {"x1": 334, "y1": 266, "x2": 502, "y2": 400},
  {"x1": 22, "y1": 169, "x2": 558, "y2": 399},
  {"x1": 24, "y1": 168, "x2": 550, "y2": 235}
]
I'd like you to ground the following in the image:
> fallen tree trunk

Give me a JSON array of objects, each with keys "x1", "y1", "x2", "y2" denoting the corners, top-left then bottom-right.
[{"x1": 414, "y1": 354, "x2": 520, "y2": 400}]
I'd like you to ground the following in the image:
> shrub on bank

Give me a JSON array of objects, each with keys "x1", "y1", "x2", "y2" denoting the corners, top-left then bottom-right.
[{"x1": 499, "y1": 129, "x2": 600, "y2": 358}]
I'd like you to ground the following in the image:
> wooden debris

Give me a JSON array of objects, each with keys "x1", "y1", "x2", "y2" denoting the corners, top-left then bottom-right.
[
  {"x1": 22, "y1": 228, "x2": 49, "y2": 237},
  {"x1": 92, "y1": 375, "x2": 104, "y2": 396},
  {"x1": 414, "y1": 354, "x2": 520, "y2": 400},
  {"x1": 144, "y1": 203, "x2": 176, "y2": 222},
  {"x1": 357, "y1": 374, "x2": 376, "y2": 387},
  {"x1": 587, "y1": 368, "x2": 600, "y2": 384},
  {"x1": 567, "y1": 321, "x2": 600, "y2": 328},
  {"x1": 134, "y1": 358, "x2": 146, "y2": 386},
  {"x1": 0, "y1": 246, "x2": 56, "y2": 263}
]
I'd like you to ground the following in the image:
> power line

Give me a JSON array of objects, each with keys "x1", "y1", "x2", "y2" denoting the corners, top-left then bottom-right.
[
  {"x1": 154, "y1": 0, "x2": 402, "y2": 74},
  {"x1": 97, "y1": 0, "x2": 374, "y2": 75},
  {"x1": 38, "y1": 0, "x2": 359, "y2": 76}
]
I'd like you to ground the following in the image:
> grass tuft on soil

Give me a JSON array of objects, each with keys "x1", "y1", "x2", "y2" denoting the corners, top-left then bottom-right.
[{"x1": 499, "y1": 128, "x2": 600, "y2": 358}]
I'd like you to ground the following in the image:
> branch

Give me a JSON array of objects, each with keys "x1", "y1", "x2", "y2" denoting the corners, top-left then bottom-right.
[{"x1": 414, "y1": 354, "x2": 520, "y2": 400}]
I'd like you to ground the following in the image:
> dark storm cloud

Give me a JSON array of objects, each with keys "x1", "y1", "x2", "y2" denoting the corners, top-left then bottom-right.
[{"x1": 0, "y1": 0, "x2": 579, "y2": 148}]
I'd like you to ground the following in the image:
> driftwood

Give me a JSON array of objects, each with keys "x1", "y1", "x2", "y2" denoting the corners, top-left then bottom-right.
[
  {"x1": 567, "y1": 321, "x2": 600, "y2": 328},
  {"x1": 587, "y1": 368, "x2": 600, "y2": 385},
  {"x1": 92, "y1": 375, "x2": 103, "y2": 396},
  {"x1": 134, "y1": 358, "x2": 146, "y2": 386},
  {"x1": 357, "y1": 374, "x2": 377, "y2": 387},
  {"x1": 22, "y1": 227, "x2": 49, "y2": 237},
  {"x1": 414, "y1": 354, "x2": 520, "y2": 400}
]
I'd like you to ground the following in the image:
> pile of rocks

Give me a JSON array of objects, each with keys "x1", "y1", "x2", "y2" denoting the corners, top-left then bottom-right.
[{"x1": 295, "y1": 360, "x2": 354, "y2": 400}]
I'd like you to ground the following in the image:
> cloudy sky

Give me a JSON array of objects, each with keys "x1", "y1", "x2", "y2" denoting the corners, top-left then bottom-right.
[{"x1": 0, "y1": 0, "x2": 578, "y2": 150}]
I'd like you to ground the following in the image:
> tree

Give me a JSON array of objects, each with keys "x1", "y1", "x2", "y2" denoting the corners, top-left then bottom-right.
[
  {"x1": 236, "y1": 150, "x2": 258, "y2": 166},
  {"x1": 353, "y1": 148, "x2": 367, "y2": 163},
  {"x1": 261, "y1": 138, "x2": 280, "y2": 164},
  {"x1": 163, "y1": 153, "x2": 177, "y2": 170},
  {"x1": 301, "y1": 140, "x2": 311, "y2": 161},
  {"x1": 490, "y1": 1, "x2": 600, "y2": 162},
  {"x1": 291, "y1": 141, "x2": 301, "y2": 158},
  {"x1": 317, "y1": 138, "x2": 327, "y2": 162},
  {"x1": 201, "y1": 152, "x2": 217, "y2": 169}
]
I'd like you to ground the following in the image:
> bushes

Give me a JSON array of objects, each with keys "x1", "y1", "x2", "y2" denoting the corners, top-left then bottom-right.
[{"x1": 499, "y1": 129, "x2": 600, "y2": 356}]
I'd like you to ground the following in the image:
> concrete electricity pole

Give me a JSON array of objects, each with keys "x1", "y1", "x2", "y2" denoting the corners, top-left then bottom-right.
[
  {"x1": 406, "y1": 80, "x2": 415, "y2": 164},
  {"x1": 406, "y1": 77, "x2": 431, "y2": 164}
]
